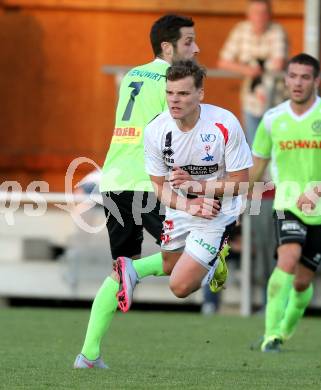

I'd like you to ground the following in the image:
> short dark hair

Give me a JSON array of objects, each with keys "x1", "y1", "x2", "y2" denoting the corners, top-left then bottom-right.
[
  {"x1": 150, "y1": 14, "x2": 194, "y2": 57},
  {"x1": 166, "y1": 60, "x2": 206, "y2": 89},
  {"x1": 287, "y1": 53, "x2": 320, "y2": 78}
]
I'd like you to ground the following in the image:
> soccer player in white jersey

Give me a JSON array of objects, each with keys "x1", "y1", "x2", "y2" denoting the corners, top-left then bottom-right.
[
  {"x1": 114, "y1": 60, "x2": 252, "y2": 311},
  {"x1": 250, "y1": 53, "x2": 321, "y2": 352}
]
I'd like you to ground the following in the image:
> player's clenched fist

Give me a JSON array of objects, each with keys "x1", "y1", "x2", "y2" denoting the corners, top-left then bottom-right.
[
  {"x1": 170, "y1": 166, "x2": 190, "y2": 185},
  {"x1": 170, "y1": 166, "x2": 204, "y2": 194}
]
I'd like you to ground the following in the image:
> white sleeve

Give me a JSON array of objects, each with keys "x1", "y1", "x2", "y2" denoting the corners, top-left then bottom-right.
[
  {"x1": 224, "y1": 114, "x2": 253, "y2": 172},
  {"x1": 144, "y1": 123, "x2": 168, "y2": 177}
]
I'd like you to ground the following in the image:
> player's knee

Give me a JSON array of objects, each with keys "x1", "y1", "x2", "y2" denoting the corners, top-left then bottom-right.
[
  {"x1": 169, "y1": 280, "x2": 190, "y2": 298},
  {"x1": 293, "y1": 278, "x2": 309, "y2": 292},
  {"x1": 277, "y1": 246, "x2": 300, "y2": 273}
]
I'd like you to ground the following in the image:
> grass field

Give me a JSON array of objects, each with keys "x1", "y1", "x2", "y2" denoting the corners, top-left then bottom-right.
[{"x1": 0, "y1": 307, "x2": 320, "y2": 389}]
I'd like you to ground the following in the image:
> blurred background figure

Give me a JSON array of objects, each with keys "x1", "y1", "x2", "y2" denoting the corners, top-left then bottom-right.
[
  {"x1": 251, "y1": 53, "x2": 321, "y2": 352},
  {"x1": 201, "y1": 284, "x2": 221, "y2": 315},
  {"x1": 218, "y1": 0, "x2": 288, "y2": 147}
]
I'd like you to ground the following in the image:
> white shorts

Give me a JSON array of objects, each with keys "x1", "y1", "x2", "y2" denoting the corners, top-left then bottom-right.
[{"x1": 161, "y1": 208, "x2": 236, "y2": 270}]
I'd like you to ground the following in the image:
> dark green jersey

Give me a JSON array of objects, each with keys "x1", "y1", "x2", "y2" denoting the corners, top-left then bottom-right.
[{"x1": 100, "y1": 59, "x2": 169, "y2": 192}]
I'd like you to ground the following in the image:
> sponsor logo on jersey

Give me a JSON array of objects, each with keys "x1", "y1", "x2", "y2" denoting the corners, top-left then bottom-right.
[
  {"x1": 163, "y1": 147, "x2": 174, "y2": 163},
  {"x1": 180, "y1": 164, "x2": 218, "y2": 175},
  {"x1": 194, "y1": 238, "x2": 217, "y2": 255},
  {"x1": 164, "y1": 157, "x2": 175, "y2": 163},
  {"x1": 111, "y1": 127, "x2": 142, "y2": 144},
  {"x1": 281, "y1": 221, "x2": 307, "y2": 236},
  {"x1": 201, "y1": 152, "x2": 214, "y2": 162},
  {"x1": 200, "y1": 134, "x2": 216, "y2": 142},
  {"x1": 163, "y1": 149, "x2": 174, "y2": 157},
  {"x1": 128, "y1": 69, "x2": 166, "y2": 82},
  {"x1": 279, "y1": 139, "x2": 321, "y2": 150},
  {"x1": 165, "y1": 131, "x2": 172, "y2": 147},
  {"x1": 312, "y1": 120, "x2": 321, "y2": 135},
  {"x1": 202, "y1": 145, "x2": 214, "y2": 161},
  {"x1": 163, "y1": 131, "x2": 174, "y2": 162}
]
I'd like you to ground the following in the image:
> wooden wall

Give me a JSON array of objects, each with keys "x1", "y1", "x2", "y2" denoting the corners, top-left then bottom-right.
[{"x1": 0, "y1": 0, "x2": 304, "y2": 190}]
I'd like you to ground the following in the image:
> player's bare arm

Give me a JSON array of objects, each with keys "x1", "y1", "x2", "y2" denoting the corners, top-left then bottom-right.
[
  {"x1": 249, "y1": 156, "x2": 270, "y2": 190},
  {"x1": 169, "y1": 166, "x2": 249, "y2": 197}
]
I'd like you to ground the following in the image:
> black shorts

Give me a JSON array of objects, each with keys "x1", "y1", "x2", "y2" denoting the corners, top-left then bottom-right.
[
  {"x1": 274, "y1": 210, "x2": 321, "y2": 272},
  {"x1": 102, "y1": 191, "x2": 165, "y2": 260}
]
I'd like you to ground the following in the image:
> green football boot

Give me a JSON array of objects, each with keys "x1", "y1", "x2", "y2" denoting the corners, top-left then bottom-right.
[
  {"x1": 209, "y1": 244, "x2": 230, "y2": 293},
  {"x1": 261, "y1": 336, "x2": 283, "y2": 353}
]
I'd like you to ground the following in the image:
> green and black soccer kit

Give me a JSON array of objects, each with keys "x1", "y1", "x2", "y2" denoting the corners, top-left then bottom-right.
[
  {"x1": 100, "y1": 59, "x2": 169, "y2": 259},
  {"x1": 252, "y1": 97, "x2": 321, "y2": 271}
]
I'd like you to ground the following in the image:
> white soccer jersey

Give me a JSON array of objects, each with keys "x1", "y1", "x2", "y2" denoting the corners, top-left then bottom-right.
[
  {"x1": 144, "y1": 104, "x2": 252, "y2": 265},
  {"x1": 145, "y1": 103, "x2": 252, "y2": 201}
]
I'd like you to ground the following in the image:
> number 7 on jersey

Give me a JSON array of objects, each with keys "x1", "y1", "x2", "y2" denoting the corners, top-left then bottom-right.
[{"x1": 122, "y1": 81, "x2": 144, "y2": 121}]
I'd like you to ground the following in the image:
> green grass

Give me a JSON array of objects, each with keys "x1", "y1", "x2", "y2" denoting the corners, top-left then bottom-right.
[{"x1": 0, "y1": 308, "x2": 320, "y2": 389}]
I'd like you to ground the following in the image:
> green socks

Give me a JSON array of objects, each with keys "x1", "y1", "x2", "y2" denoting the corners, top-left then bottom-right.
[
  {"x1": 81, "y1": 276, "x2": 119, "y2": 360},
  {"x1": 265, "y1": 267, "x2": 314, "y2": 341},
  {"x1": 264, "y1": 267, "x2": 294, "y2": 339},
  {"x1": 80, "y1": 253, "x2": 165, "y2": 360},
  {"x1": 132, "y1": 252, "x2": 166, "y2": 278},
  {"x1": 280, "y1": 284, "x2": 313, "y2": 340}
]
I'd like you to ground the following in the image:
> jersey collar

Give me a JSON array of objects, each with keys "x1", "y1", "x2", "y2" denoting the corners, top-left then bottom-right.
[
  {"x1": 286, "y1": 96, "x2": 321, "y2": 121},
  {"x1": 173, "y1": 105, "x2": 203, "y2": 134},
  {"x1": 154, "y1": 58, "x2": 170, "y2": 65}
]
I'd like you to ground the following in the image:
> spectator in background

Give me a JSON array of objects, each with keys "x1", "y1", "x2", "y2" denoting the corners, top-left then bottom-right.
[{"x1": 217, "y1": 0, "x2": 288, "y2": 146}]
